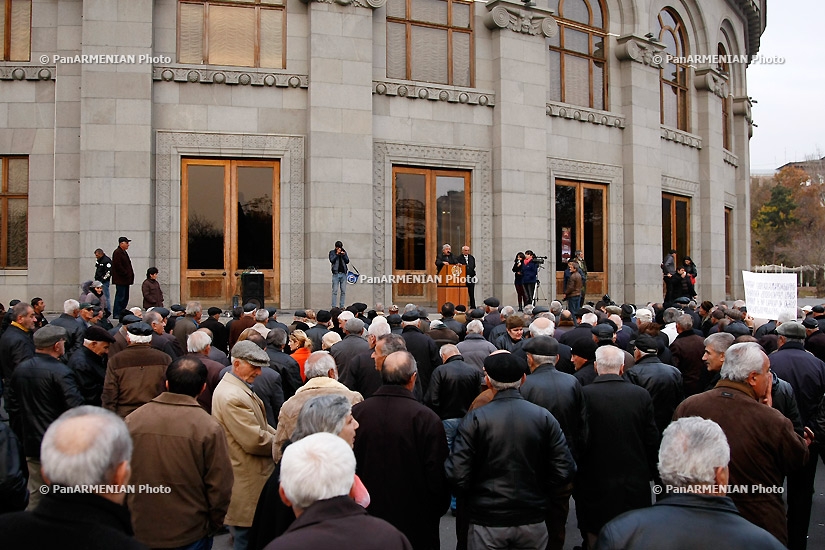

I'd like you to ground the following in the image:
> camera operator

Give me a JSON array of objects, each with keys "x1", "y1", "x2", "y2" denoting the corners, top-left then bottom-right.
[
  {"x1": 329, "y1": 240, "x2": 349, "y2": 309},
  {"x1": 522, "y1": 250, "x2": 539, "y2": 304}
]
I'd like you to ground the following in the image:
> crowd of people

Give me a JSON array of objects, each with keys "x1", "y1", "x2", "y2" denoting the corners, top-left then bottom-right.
[{"x1": 1, "y1": 253, "x2": 825, "y2": 549}]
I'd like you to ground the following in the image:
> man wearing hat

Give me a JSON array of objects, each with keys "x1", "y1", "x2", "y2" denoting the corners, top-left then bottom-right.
[
  {"x1": 812, "y1": 304, "x2": 825, "y2": 332},
  {"x1": 400, "y1": 310, "x2": 441, "y2": 398},
  {"x1": 111, "y1": 237, "x2": 134, "y2": 319},
  {"x1": 102, "y1": 322, "x2": 172, "y2": 418},
  {"x1": 803, "y1": 316, "x2": 825, "y2": 362},
  {"x1": 519, "y1": 336, "x2": 586, "y2": 549},
  {"x1": 212, "y1": 340, "x2": 278, "y2": 549},
  {"x1": 8, "y1": 325, "x2": 84, "y2": 507},
  {"x1": 199, "y1": 306, "x2": 229, "y2": 354},
  {"x1": 264, "y1": 307, "x2": 288, "y2": 334},
  {"x1": 329, "y1": 240, "x2": 350, "y2": 309},
  {"x1": 305, "y1": 310, "x2": 331, "y2": 352},
  {"x1": 68, "y1": 325, "x2": 117, "y2": 406},
  {"x1": 229, "y1": 303, "x2": 258, "y2": 349},
  {"x1": 625, "y1": 334, "x2": 683, "y2": 435},
  {"x1": 481, "y1": 297, "x2": 502, "y2": 340},
  {"x1": 446, "y1": 351, "x2": 575, "y2": 550},
  {"x1": 571, "y1": 339, "x2": 598, "y2": 387},
  {"x1": 106, "y1": 313, "x2": 141, "y2": 359}
]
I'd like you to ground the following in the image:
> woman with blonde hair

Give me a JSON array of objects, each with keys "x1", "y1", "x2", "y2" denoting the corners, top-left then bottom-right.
[{"x1": 289, "y1": 329, "x2": 313, "y2": 382}]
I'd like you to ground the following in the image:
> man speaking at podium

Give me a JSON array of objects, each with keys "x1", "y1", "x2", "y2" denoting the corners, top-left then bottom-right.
[{"x1": 435, "y1": 244, "x2": 458, "y2": 272}]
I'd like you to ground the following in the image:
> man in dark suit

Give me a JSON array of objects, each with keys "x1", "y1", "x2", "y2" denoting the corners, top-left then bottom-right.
[
  {"x1": 435, "y1": 243, "x2": 457, "y2": 273},
  {"x1": 199, "y1": 307, "x2": 228, "y2": 354},
  {"x1": 457, "y1": 246, "x2": 477, "y2": 309},
  {"x1": 352, "y1": 351, "x2": 449, "y2": 550}
]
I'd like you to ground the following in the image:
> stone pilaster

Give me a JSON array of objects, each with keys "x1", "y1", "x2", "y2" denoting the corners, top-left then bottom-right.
[
  {"x1": 615, "y1": 34, "x2": 666, "y2": 303},
  {"x1": 485, "y1": 0, "x2": 557, "y2": 300},
  {"x1": 732, "y1": 95, "x2": 754, "y2": 297}
]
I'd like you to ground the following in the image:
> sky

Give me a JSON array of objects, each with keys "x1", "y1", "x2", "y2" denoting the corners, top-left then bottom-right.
[{"x1": 747, "y1": 1, "x2": 825, "y2": 173}]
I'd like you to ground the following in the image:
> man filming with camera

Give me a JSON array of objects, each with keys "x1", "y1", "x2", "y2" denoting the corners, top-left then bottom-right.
[{"x1": 329, "y1": 241, "x2": 349, "y2": 309}]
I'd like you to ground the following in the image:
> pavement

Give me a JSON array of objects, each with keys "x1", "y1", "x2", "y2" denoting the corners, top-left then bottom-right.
[{"x1": 215, "y1": 458, "x2": 825, "y2": 549}]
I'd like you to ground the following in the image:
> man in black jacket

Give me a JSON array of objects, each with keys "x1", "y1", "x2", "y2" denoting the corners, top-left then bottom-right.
[
  {"x1": 424, "y1": 344, "x2": 483, "y2": 448},
  {"x1": 445, "y1": 351, "x2": 575, "y2": 550},
  {"x1": 400, "y1": 311, "x2": 440, "y2": 398},
  {"x1": 67, "y1": 326, "x2": 116, "y2": 406},
  {"x1": 94, "y1": 248, "x2": 113, "y2": 316},
  {"x1": 456, "y1": 246, "x2": 477, "y2": 310},
  {"x1": 8, "y1": 325, "x2": 84, "y2": 508},
  {"x1": 265, "y1": 329, "x2": 303, "y2": 400},
  {"x1": 0, "y1": 302, "x2": 36, "y2": 403},
  {"x1": 597, "y1": 417, "x2": 785, "y2": 550},
  {"x1": 625, "y1": 334, "x2": 683, "y2": 435},
  {"x1": 519, "y1": 337, "x2": 586, "y2": 550},
  {"x1": 49, "y1": 299, "x2": 86, "y2": 360},
  {"x1": 199, "y1": 307, "x2": 229, "y2": 354}
]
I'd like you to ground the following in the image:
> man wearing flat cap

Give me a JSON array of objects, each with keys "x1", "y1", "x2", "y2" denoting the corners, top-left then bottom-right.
[
  {"x1": 519, "y1": 336, "x2": 586, "y2": 550},
  {"x1": 446, "y1": 351, "x2": 576, "y2": 550},
  {"x1": 199, "y1": 306, "x2": 229, "y2": 354},
  {"x1": 212, "y1": 340, "x2": 277, "y2": 549},
  {"x1": 803, "y1": 316, "x2": 825, "y2": 362},
  {"x1": 481, "y1": 298, "x2": 502, "y2": 340},
  {"x1": 102, "y1": 321, "x2": 172, "y2": 418},
  {"x1": 624, "y1": 334, "x2": 683, "y2": 435},
  {"x1": 68, "y1": 325, "x2": 117, "y2": 406},
  {"x1": 8, "y1": 325, "x2": 84, "y2": 507}
]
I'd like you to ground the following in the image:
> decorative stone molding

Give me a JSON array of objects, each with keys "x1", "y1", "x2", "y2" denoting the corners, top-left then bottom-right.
[
  {"x1": 153, "y1": 65, "x2": 308, "y2": 88},
  {"x1": 660, "y1": 126, "x2": 703, "y2": 149},
  {"x1": 694, "y1": 67, "x2": 727, "y2": 99},
  {"x1": 373, "y1": 80, "x2": 495, "y2": 107},
  {"x1": 615, "y1": 35, "x2": 665, "y2": 68},
  {"x1": 723, "y1": 150, "x2": 739, "y2": 167},
  {"x1": 373, "y1": 142, "x2": 493, "y2": 306},
  {"x1": 732, "y1": 0, "x2": 764, "y2": 58},
  {"x1": 732, "y1": 96, "x2": 753, "y2": 123},
  {"x1": 662, "y1": 175, "x2": 699, "y2": 197},
  {"x1": 546, "y1": 101, "x2": 625, "y2": 128},
  {"x1": 548, "y1": 158, "x2": 623, "y2": 183},
  {"x1": 301, "y1": 0, "x2": 386, "y2": 7},
  {"x1": 724, "y1": 192, "x2": 737, "y2": 208},
  {"x1": 155, "y1": 131, "x2": 306, "y2": 307},
  {"x1": 484, "y1": 0, "x2": 558, "y2": 38},
  {"x1": 0, "y1": 64, "x2": 55, "y2": 81}
]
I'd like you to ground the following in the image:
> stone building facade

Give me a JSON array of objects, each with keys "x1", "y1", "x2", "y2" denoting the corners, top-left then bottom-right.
[{"x1": 0, "y1": 0, "x2": 765, "y2": 309}]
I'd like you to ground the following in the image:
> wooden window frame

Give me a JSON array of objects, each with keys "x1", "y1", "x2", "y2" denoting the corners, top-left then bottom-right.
[
  {"x1": 0, "y1": 156, "x2": 28, "y2": 269},
  {"x1": 3, "y1": 0, "x2": 32, "y2": 62},
  {"x1": 717, "y1": 43, "x2": 732, "y2": 151},
  {"x1": 658, "y1": 8, "x2": 689, "y2": 131},
  {"x1": 724, "y1": 207, "x2": 732, "y2": 297},
  {"x1": 547, "y1": 0, "x2": 608, "y2": 109},
  {"x1": 386, "y1": 0, "x2": 475, "y2": 87},
  {"x1": 177, "y1": 0, "x2": 286, "y2": 69},
  {"x1": 662, "y1": 192, "x2": 691, "y2": 259}
]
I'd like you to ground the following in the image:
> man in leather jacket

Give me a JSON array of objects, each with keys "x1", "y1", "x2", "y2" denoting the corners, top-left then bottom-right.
[{"x1": 445, "y1": 351, "x2": 575, "y2": 550}]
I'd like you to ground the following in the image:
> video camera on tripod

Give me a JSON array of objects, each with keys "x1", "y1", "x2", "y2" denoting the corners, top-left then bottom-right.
[{"x1": 533, "y1": 255, "x2": 549, "y2": 267}]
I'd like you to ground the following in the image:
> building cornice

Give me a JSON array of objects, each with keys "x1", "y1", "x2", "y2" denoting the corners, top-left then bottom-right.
[
  {"x1": 153, "y1": 65, "x2": 308, "y2": 88},
  {"x1": 373, "y1": 79, "x2": 495, "y2": 107}
]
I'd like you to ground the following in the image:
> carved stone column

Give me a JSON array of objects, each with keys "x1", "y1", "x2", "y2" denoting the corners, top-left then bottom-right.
[
  {"x1": 615, "y1": 34, "x2": 666, "y2": 303},
  {"x1": 304, "y1": 0, "x2": 385, "y2": 306},
  {"x1": 694, "y1": 66, "x2": 728, "y2": 300},
  {"x1": 485, "y1": 0, "x2": 558, "y2": 300},
  {"x1": 731, "y1": 95, "x2": 754, "y2": 297}
]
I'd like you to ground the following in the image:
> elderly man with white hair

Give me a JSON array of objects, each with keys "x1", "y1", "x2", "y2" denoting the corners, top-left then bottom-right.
[
  {"x1": 329, "y1": 317, "x2": 369, "y2": 388},
  {"x1": 0, "y1": 406, "x2": 144, "y2": 548},
  {"x1": 173, "y1": 301, "x2": 202, "y2": 353},
  {"x1": 675, "y1": 342, "x2": 810, "y2": 547},
  {"x1": 267, "y1": 432, "x2": 412, "y2": 550},
  {"x1": 456, "y1": 319, "x2": 497, "y2": 371},
  {"x1": 344, "y1": 319, "x2": 390, "y2": 398},
  {"x1": 48, "y1": 299, "x2": 85, "y2": 358},
  {"x1": 597, "y1": 417, "x2": 785, "y2": 549},
  {"x1": 574, "y1": 345, "x2": 659, "y2": 549}
]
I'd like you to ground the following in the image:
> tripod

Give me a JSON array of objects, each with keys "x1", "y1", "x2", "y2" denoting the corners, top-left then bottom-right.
[{"x1": 532, "y1": 264, "x2": 549, "y2": 306}]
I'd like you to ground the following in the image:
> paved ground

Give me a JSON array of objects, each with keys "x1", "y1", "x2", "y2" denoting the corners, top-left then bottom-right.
[{"x1": 215, "y1": 458, "x2": 825, "y2": 549}]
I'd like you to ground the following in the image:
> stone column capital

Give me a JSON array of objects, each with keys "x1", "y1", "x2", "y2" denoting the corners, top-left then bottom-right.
[
  {"x1": 694, "y1": 67, "x2": 728, "y2": 99},
  {"x1": 484, "y1": 0, "x2": 558, "y2": 38},
  {"x1": 615, "y1": 34, "x2": 665, "y2": 68},
  {"x1": 301, "y1": 0, "x2": 386, "y2": 9}
]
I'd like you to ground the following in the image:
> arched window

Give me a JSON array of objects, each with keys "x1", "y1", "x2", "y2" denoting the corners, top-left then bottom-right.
[
  {"x1": 547, "y1": 0, "x2": 607, "y2": 110},
  {"x1": 717, "y1": 42, "x2": 731, "y2": 150},
  {"x1": 658, "y1": 8, "x2": 689, "y2": 130}
]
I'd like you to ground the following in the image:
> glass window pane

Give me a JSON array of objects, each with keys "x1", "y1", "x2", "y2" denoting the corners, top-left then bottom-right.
[
  {"x1": 7, "y1": 158, "x2": 28, "y2": 194},
  {"x1": 187, "y1": 165, "x2": 225, "y2": 270},
  {"x1": 662, "y1": 83, "x2": 678, "y2": 127},
  {"x1": 592, "y1": 62, "x2": 604, "y2": 110},
  {"x1": 387, "y1": 22, "x2": 407, "y2": 79},
  {"x1": 563, "y1": 0, "x2": 590, "y2": 25},
  {"x1": 660, "y1": 10, "x2": 677, "y2": 32},
  {"x1": 237, "y1": 167, "x2": 275, "y2": 270},
  {"x1": 7, "y1": 198, "x2": 27, "y2": 268},
  {"x1": 179, "y1": 3, "x2": 204, "y2": 64},
  {"x1": 661, "y1": 29, "x2": 677, "y2": 57},
  {"x1": 591, "y1": 0, "x2": 603, "y2": 29},
  {"x1": 453, "y1": 2, "x2": 471, "y2": 29},
  {"x1": 546, "y1": 29, "x2": 560, "y2": 48},
  {"x1": 0, "y1": 6, "x2": 6, "y2": 59},
  {"x1": 411, "y1": 26, "x2": 448, "y2": 84},
  {"x1": 583, "y1": 187, "x2": 604, "y2": 272},
  {"x1": 395, "y1": 173, "x2": 427, "y2": 271},
  {"x1": 548, "y1": 50, "x2": 561, "y2": 101},
  {"x1": 10, "y1": 0, "x2": 32, "y2": 62},
  {"x1": 547, "y1": 0, "x2": 560, "y2": 14},
  {"x1": 386, "y1": 0, "x2": 406, "y2": 19},
  {"x1": 452, "y1": 32, "x2": 470, "y2": 87},
  {"x1": 208, "y1": 5, "x2": 255, "y2": 67},
  {"x1": 564, "y1": 54, "x2": 589, "y2": 107},
  {"x1": 675, "y1": 199, "x2": 689, "y2": 260},
  {"x1": 411, "y1": 0, "x2": 448, "y2": 26},
  {"x1": 662, "y1": 196, "x2": 672, "y2": 257},
  {"x1": 564, "y1": 28, "x2": 589, "y2": 55},
  {"x1": 436, "y1": 176, "x2": 466, "y2": 253},
  {"x1": 593, "y1": 35, "x2": 605, "y2": 60},
  {"x1": 260, "y1": 9, "x2": 284, "y2": 69},
  {"x1": 555, "y1": 185, "x2": 577, "y2": 272}
]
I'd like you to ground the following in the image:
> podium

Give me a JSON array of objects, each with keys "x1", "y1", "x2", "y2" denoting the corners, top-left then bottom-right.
[{"x1": 437, "y1": 263, "x2": 469, "y2": 310}]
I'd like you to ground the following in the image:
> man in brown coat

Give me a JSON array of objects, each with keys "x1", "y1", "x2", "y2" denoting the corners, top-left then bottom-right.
[
  {"x1": 674, "y1": 342, "x2": 810, "y2": 546},
  {"x1": 111, "y1": 236, "x2": 134, "y2": 319},
  {"x1": 669, "y1": 314, "x2": 708, "y2": 396},
  {"x1": 125, "y1": 356, "x2": 233, "y2": 548},
  {"x1": 101, "y1": 322, "x2": 171, "y2": 418}
]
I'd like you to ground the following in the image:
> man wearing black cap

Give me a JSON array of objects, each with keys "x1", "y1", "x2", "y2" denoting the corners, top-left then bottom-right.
[
  {"x1": 446, "y1": 351, "x2": 575, "y2": 550},
  {"x1": 625, "y1": 334, "x2": 683, "y2": 435},
  {"x1": 68, "y1": 325, "x2": 117, "y2": 406},
  {"x1": 305, "y1": 310, "x2": 331, "y2": 352},
  {"x1": 812, "y1": 304, "x2": 825, "y2": 332},
  {"x1": 571, "y1": 339, "x2": 598, "y2": 387},
  {"x1": 481, "y1": 297, "x2": 502, "y2": 341},
  {"x1": 8, "y1": 325, "x2": 84, "y2": 506},
  {"x1": 198, "y1": 307, "x2": 228, "y2": 354},
  {"x1": 329, "y1": 240, "x2": 350, "y2": 309},
  {"x1": 803, "y1": 316, "x2": 825, "y2": 362},
  {"x1": 519, "y1": 336, "x2": 586, "y2": 550},
  {"x1": 102, "y1": 322, "x2": 172, "y2": 418},
  {"x1": 400, "y1": 310, "x2": 441, "y2": 398},
  {"x1": 111, "y1": 237, "x2": 134, "y2": 319}
]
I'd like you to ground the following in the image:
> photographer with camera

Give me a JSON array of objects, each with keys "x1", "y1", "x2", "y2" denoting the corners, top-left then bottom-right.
[
  {"x1": 329, "y1": 241, "x2": 349, "y2": 309},
  {"x1": 522, "y1": 250, "x2": 539, "y2": 305}
]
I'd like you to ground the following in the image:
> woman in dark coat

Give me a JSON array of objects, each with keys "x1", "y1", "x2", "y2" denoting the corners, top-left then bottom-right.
[
  {"x1": 512, "y1": 252, "x2": 529, "y2": 312},
  {"x1": 141, "y1": 267, "x2": 164, "y2": 309},
  {"x1": 683, "y1": 256, "x2": 698, "y2": 284}
]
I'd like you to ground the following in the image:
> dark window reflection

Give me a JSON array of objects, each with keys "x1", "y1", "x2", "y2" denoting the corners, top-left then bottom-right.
[
  {"x1": 395, "y1": 173, "x2": 426, "y2": 270},
  {"x1": 187, "y1": 165, "x2": 225, "y2": 270},
  {"x1": 237, "y1": 167, "x2": 274, "y2": 270},
  {"x1": 555, "y1": 184, "x2": 577, "y2": 272}
]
